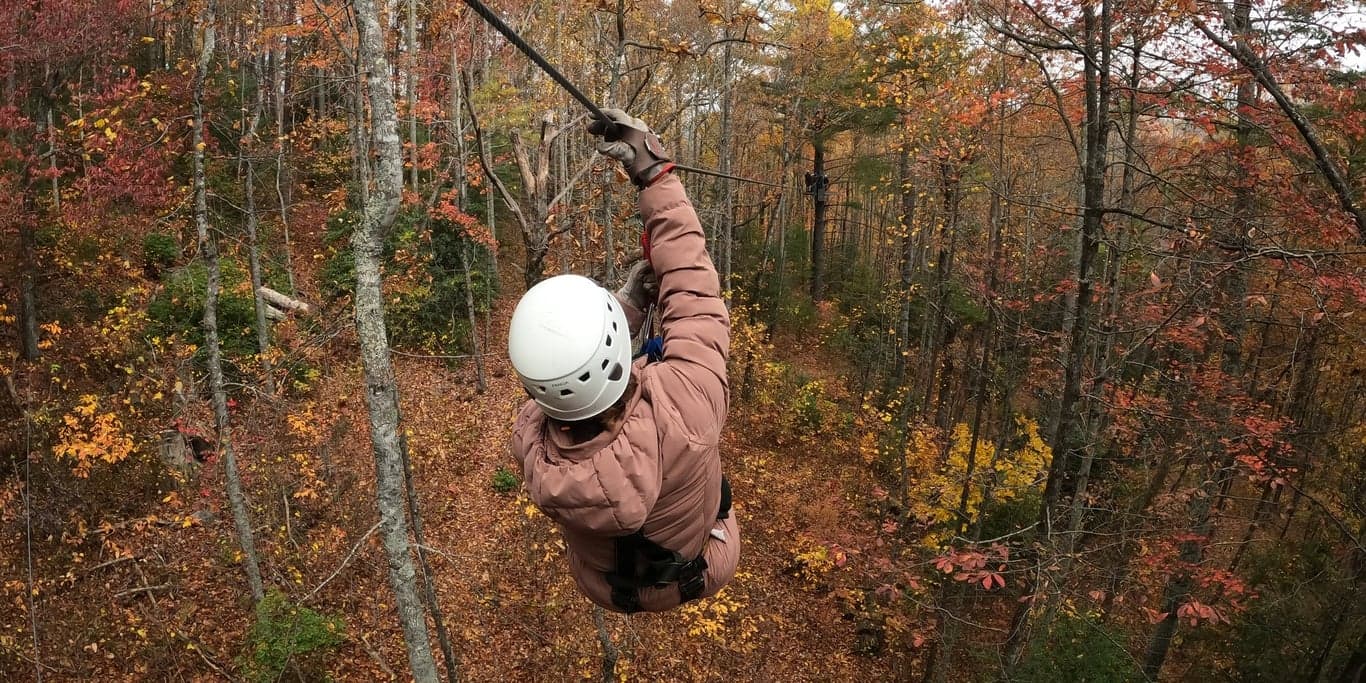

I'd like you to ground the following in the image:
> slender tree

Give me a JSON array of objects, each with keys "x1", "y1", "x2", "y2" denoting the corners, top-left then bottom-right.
[
  {"x1": 351, "y1": 0, "x2": 440, "y2": 677},
  {"x1": 193, "y1": 0, "x2": 265, "y2": 603},
  {"x1": 242, "y1": 0, "x2": 275, "y2": 396}
]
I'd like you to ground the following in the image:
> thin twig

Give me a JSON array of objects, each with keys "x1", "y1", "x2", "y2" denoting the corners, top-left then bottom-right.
[
  {"x1": 81, "y1": 555, "x2": 139, "y2": 575},
  {"x1": 282, "y1": 488, "x2": 298, "y2": 549},
  {"x1": 359, "y1": 633, "x2": 397, "y2": 679},
  {"x1": 133, "y1": 562, "x2": 162, "y2": 609},
  {"x1": 169, "y1": 626, "x2": 238, "y2": 681},
  {"x1": 593, "y1": 606, "x2": 620, "y2": 682},
  {"x1": 389, "y1": 349, "x2": 499, "y2": 361},
  {"x1": 115, "y1": 584, "x2": 171, "y2": 599},
  {"x1": 303, "y1": 521, "x2": 381, "y2": 601},
  {"x1": 18, "y1": 379, "x2": 41, "y2": 682}
]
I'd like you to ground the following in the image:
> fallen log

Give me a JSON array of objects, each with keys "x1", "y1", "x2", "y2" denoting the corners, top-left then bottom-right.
[{"x1": 257, "y1": 286, "x2": 312, "y2": 316}]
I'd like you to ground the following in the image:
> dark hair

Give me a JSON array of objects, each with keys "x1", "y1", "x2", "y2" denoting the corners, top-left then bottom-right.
[{"x1": 552, "y1": 375, "x2": 636, "y2": 441}]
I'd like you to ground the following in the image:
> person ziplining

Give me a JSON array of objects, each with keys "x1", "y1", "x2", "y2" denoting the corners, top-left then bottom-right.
[
  {"x1": 455, "y1": 0, "x2": 747, "y2": 612},
  {"x1": 507, "y1": 110, "x2": 740, "y2": 613}
]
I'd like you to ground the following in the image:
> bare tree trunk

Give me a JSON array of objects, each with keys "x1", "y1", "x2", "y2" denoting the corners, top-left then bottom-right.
[
  {"x1": 18, "y1": 216, "x2": 39, "y2": 361},
  {"x1": 1141, "y1": 7, "x2": 1257, "y2": 678},
  {"x1": 925, "y1": 161, "x2": 961, "y2": 429},
  {"x1": 460, "y1": 244, "x2": 486, "y2": 393},
  {"x1": 398, "y1": 428, "x2": 461, "y2": 683},
  {"x1": 891, "y1": 145, "x2": 915, "y2": 391},
  {"x1": 243, "y1": 13, "x2": 275, "y2": 396},
  {"x1": 352, "y1": 0, "x2": 441, "y2": 678},
  {"x1": 1004, "y1": 0, "x2": 1113, "y2": 669},
  {"x1": 1037, "y1": 0, "x2": 1111, "y2": 536},
  {"x1": 406, "y1": 0, "x2": 419, "y2": 195},
  {"x1": 244, "y1": 160, "x2": 275, "y2": 395},
  {"x1": 715, "y1": 5, "x2": 736, "y2": 300},
  {"x1": 809, "y1": 141, "x2": 828, "y2": 301},
  {"x1": 17, "y1": 97, "x2": 40, "y2": 361},
  {"x1": 600, "y1": 0, "x2": 628, "y2": 284},
  {"x1": 766, "y1": 142, "x2": 794, "y2": 336},
  {"x1": 593, "y1": 606, "x2": 620, "y2": 682},
  {"x1": 194, "y1": 0, "x2": 265, "y2": 603},
  {"x1": 273, "y1": 0, "x2": 296, "y2": 294}
]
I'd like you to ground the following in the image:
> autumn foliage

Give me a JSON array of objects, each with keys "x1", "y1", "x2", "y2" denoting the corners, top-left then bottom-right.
[{"x1": 2, "y1": 0, "x2": 1365, "y2": 680}]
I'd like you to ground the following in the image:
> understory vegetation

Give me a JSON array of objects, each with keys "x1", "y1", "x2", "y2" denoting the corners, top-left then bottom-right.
[{"x1": 2, "y1": 0, "x2": 1363, "y2": 680}]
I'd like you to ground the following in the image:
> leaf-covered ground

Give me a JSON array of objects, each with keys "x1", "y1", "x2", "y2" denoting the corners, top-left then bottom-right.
[{"x1": 1, "y1": 267, "x2": 914, "y2": 681}]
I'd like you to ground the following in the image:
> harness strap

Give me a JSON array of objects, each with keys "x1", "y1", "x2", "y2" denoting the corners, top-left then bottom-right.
[
  {"x1": 719, "y1": 475, "x2": 732, "y2": 520},
  {"x1": 607, "y1": 475, "x2": 732, "y2": 613}
]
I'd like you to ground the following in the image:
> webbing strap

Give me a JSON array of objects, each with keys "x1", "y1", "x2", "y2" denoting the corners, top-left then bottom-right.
[
  {"x1": 719, "y1": 475, "x2": 731, "y2": 520},
  {"x1": 607, "y1": 475, "x2": 732, "y2": 613}
]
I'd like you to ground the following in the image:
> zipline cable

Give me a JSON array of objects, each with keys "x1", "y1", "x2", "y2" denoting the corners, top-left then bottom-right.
[
  {"x1": 459, "y1": 0, "x2": 608, "y2": 121},
  {"x1": 671, "y1": 163, "x2": 785, "y2": 188},
  {"x1": 460, "y1": 0, "x2": 784, "y2": 189}
]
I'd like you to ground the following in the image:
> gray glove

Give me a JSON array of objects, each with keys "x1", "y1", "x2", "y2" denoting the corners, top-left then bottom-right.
[
  {"x1": 588, "y1": 108, "x2": 674, "y2": 189},
  {"x1": 615, "y1": 259, "x2": 658, "y2": 312}
]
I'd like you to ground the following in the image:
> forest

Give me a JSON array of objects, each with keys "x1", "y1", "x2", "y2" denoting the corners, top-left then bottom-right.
[{"x1": 1, "y1": 0, "x2": 1364, "y2": 679}]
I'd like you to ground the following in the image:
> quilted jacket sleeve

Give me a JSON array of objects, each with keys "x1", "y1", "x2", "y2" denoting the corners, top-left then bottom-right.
[{"x1": 638, "y1": 174, "x2": 729, "y2": 443}]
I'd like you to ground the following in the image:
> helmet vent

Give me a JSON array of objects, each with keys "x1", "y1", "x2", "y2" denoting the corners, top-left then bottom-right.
[
  {"x1": 559, "y1": 388, "x2": 574, "y2": 396},
  {"x1": 605, "y1": 335, "x2": 613, "y2": 347},
  {"x1": 608, "y1": 363, "x2": 624, "y2": 382},
  {"x1": 612, "y1": 320, "x2": 618, "y2": 332},
  {"x1": 536, "y1": 386, "x2": 546, "y2": 393},
  {"x1": 578, "y1": 372, "x2": 591, "y2": 382},
  {"x1": 601, "y1": 359, "x2": 609, "y2": 370}
]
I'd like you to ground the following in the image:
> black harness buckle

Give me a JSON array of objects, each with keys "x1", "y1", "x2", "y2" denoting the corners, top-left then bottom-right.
[
  {"x1": 677, "y1": 558, "x2": 708, "y2": 602},
  {"x1": 606, "y1": 476, "x2": 731, "y2": 613}
]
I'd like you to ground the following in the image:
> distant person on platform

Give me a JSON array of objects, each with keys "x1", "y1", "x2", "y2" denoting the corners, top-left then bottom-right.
[{"x1": 506, "y1": 109, "x2": 739, "y2": 613}]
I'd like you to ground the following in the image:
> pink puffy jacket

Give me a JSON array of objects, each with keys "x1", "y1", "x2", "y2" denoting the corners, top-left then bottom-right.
[{"x1": 510, "y1": 173, "x2": 741, "y2": 612}]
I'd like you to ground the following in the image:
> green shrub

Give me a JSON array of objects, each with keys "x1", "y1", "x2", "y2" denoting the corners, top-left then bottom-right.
[
  {"x1": 976, "y1": 490, "x2": 1041, "y2": 542},
  {"x1": 793, "y1": 380, "x2": 825, "y2": 432},
  {"x1": 318, "y1": 209, "x2": 363, "y2": 301},
  {"x1": 142, "y1": 233, "x2": 180, "y2": 268},
  {"x1": 147, "y1": 260, "x2": 259, "y2": 361},
  {"x1": 241, "y1": 590, "x2": 346, "y2": 683},
  {"x1": 1182, "y1": 540, "x2": 1362, "y2": 681},
  {"x1": 1013, "y1": 613, "x2": 1137, "y2": 682},
  {"x1": 320, "y1": 204, "x2": 496, "y2": 359},
  {"x1": 491, "y1": 466, "x2": 519, "y2": 494}
]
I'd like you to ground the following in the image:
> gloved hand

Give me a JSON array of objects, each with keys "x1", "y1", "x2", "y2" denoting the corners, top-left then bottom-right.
[
  {"x1": 588, "y1": 108, "x2": 674, "y2": 189},
  {"x1": 615, "y1": 259, "x2": 658, "y2": 312}
]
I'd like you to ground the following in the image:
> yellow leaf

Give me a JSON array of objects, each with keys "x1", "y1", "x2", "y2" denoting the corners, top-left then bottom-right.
[{"x1": 105, "y1": 128, "x2": 117, "y2": 141}]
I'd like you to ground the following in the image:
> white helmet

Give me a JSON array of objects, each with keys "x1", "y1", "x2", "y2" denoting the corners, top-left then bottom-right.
[{"x1": 507, "y1": 275, "x2": 632, "y2": 422}]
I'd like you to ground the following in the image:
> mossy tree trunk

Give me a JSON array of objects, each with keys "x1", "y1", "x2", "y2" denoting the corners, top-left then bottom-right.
[
  {"x1": 193, "y1": 0, "x2": 265, "y2": 604},
  {"x1": 351, "y1": 0, "x2": 443, "y2": 678}
]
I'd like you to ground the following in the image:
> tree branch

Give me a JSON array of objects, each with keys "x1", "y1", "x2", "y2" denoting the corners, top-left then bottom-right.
[
  {"x1": 460, "y1": 70, "x2": 529, "y2": 233},
  {"x1": 1193, "y1": 14, "x2": 1366, "y2": 244}
]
